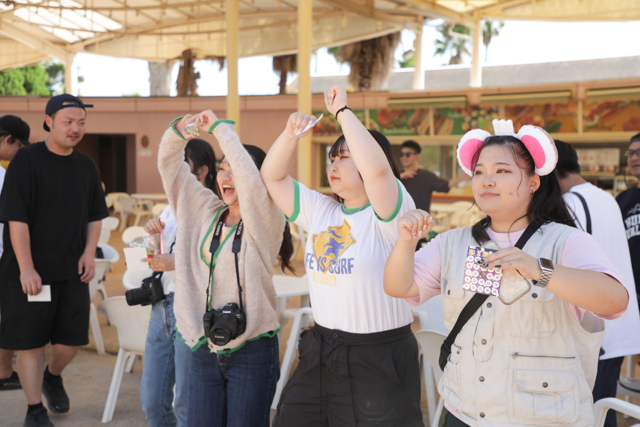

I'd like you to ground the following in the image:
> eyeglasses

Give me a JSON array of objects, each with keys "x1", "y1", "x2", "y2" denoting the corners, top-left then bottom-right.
[
  {"x1": 626, "y1": 149, "x2": 640, "y2": 158},
  {"x1": 399, "y1": 152, "x2": 416, "y2": 158}
]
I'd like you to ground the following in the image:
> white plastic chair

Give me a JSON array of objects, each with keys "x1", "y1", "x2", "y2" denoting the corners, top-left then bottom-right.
[
  {"x1": 290, "y1": 224, "x2": 307, "y2": 261},
  {"x1": 88, "y1": 262, "x2": 110, "y2": 356},
  {"x1": 121, "y1": 226, "x2": 148, "y2": 246},
  {"x1": 414, "y1": 329, "x2": 447, "y2": 427},
  {"x1": 594, "y1": 398, "x2": 640, "y2": 427},
  {"x1": 272, "y1": 274, "x2": 310, "y2": 327},
  {"x1": 122, "y1": 268, "x2": 154, "y2": 291},
  {"x1": 152, "y1": 203, "x2": 168, "y2": 218},
  {"x1": 271, "y1": 307, "x2": 314, "y2": 410},
  {"x1": 98, "y1": 297, "x2": 151, "y2": 423},
  {"x1": 98, "y1": 243, "x2": 120, "y2": 267},
  {"x1": 94, "y1": 259, "x2": 112, "y2": 302},
  {"x1": 411, "y1": 295, "x2": 447, "y2": 425},
  {"x1": 117, "y1": 196, "x2": 152, "y2": 231},
  {"x1": 99, "y1": 217, "x2": 120, "y2": 244}
]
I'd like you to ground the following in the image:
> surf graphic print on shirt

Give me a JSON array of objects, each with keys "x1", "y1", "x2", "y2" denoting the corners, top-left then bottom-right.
[{"x1": 305, "y1": 219, "x2": 356, "y2": 285}]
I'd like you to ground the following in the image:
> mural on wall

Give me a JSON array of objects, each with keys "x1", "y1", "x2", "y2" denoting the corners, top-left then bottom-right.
[
  {"x1": 583, "y1": 100, "x2": 640, "y2": 132},
  {"x1": 505, "y1": 102, "x2": 578, "y2": 133},
  {"x1": 368, "y1": 109, "x2": 430, "y2": 136},
  {"x1": 312, "y1": 109, "x2": 366, "y2": 136},
  {"x1": 433, "y1": 106, "x2": 499, "y2": 135}
]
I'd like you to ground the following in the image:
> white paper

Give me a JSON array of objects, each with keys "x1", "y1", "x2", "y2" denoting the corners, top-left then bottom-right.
[
  {"x1": 124, "y1": 247, "x2": 152, "y2": 272},
  {"x1": 290, "y1": 114, "x2": 323, "y2": 139},
  {"x1": 28, "y1": 285, "x2": 51, "y2": 302}
]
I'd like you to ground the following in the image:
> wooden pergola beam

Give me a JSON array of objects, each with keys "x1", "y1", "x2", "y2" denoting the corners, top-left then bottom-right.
[
  {"x1": 404, "y1": 0, "x2": 474, "y2": 25},
  {"x1": 320, "y1": 0, "x2": 417, "y2": 30},
  {"x1": 0, "y1": 18, "x2": 71, "y2": 61}
]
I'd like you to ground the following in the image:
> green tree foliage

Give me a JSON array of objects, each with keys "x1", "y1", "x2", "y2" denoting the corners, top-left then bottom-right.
[
  {"x1": 435, "y1": 21, "x2": 503, "y2": 65},
  {"x1": 0, "y1": 64, "x2": 50, "y2": 95},
  {"x1": 43, "y1": 60, "x2": 84, "y2": 95},
  {"x1": 435, "y1": 24, "x2": 472, "y2": 65},
  {"x1": 483, "y1": 21, "x2": 504, "y2": 61}
]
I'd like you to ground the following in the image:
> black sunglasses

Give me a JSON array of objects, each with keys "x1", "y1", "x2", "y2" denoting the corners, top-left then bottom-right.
[{"x1": 399, "y1": 152, "x2": 416, "y2": 158}]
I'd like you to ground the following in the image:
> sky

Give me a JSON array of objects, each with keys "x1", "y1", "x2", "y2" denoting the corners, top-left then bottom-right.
[{"x1": 75, "y1": 20, "x2": 640, "y2": 97}]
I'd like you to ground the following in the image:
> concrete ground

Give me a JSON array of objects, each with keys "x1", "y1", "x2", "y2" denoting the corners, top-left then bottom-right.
[{"x1": 2, "y1": 225, "x2": 640, "y2": 426}]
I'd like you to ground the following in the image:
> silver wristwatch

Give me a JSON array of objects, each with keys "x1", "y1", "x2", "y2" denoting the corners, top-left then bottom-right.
[{"x1": 532, "y1": 258, "x2": 554, "y2": 288}]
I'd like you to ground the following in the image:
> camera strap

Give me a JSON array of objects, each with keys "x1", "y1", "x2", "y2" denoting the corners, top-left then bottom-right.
[{"x1": 205, "y1": 208, "x2": 245, "y2": 312}]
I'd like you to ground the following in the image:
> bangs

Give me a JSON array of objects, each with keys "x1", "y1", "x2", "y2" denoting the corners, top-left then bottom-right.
[{"x1": 328, "y1": 136, "x2": 348, "y2": 159}]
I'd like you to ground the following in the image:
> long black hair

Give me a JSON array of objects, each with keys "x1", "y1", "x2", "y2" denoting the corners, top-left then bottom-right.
[
  {"x1": 217, "y1": 144, "x2": 296, "y2": 274},
  {"x1": 470, "y1": 135, "x2": 575, "y2": 245},
  {"x1": 185, "y1": 139, "x2": 217, "y2": 192},
  {"x1": 328, "y1": 129, "x2": 400, "y2": 203}
]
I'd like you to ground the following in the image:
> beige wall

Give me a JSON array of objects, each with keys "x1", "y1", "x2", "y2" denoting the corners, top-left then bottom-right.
[
  {"x1": 1, "y1": 77, "x2": 639, "y2": 194},
  {"x1": 0, "y1": 96, "x2": 305, "y2": 193}
]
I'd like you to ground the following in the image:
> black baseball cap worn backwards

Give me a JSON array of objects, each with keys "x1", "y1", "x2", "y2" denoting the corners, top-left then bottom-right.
[{"x1": 43, "y1": 94, "x2": 93, "y2": 132}]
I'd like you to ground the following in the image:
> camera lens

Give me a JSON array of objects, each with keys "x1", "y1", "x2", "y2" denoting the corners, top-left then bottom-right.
[
  {"x1": 212, "y1": 314, "x2": 238, "y2": 346},
  {"x1": 125, "y1": 287, "x2": 151, "y2": 306}
]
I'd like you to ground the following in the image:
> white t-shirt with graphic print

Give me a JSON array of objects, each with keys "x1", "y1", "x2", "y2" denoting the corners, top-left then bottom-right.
[{"x1": 288, "y1": 179, "x2": 416, "y2": 333}]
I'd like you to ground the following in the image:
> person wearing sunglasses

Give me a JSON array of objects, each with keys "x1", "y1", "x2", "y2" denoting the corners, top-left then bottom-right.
[
  {"x1": 616, "y1": 132, "x2": 640, "y2": 310},
  {"x1": 399, "y1": 140, "x2": 467, "y2": 214}
]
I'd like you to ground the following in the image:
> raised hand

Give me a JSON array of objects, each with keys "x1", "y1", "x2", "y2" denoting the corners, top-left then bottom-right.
[
  {"x1": 195, "y1": 110, "x2": 220, "y2": 133},
  {"x1": 174, "y1": 114, "x2": 198, "y2": 140},
  {"x1": 324, "y1": 85, "x2": 348, "y2": 116},
  {"x1": 285, "y1": 112, "x2": 317, "y2": 140},
  {"x1": 144, "y1": 218, "x2": 165, "y2": 235},
  {"x1": 398, "y1": 209, "x2": 434, "y2": 243},
  {"x1": 482, "y1": 247, "x2": 542, "y2": 281}
]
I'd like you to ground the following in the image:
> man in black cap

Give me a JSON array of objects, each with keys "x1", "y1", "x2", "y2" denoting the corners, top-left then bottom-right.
[
  {"x1": 0, "y1": 115, "x2": 30, "y2": 392},
  {"x1": 0, "y1": 95, "x2": 108, "y2": 427}
]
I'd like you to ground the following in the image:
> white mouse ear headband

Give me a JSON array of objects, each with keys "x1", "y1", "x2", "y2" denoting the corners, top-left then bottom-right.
[{"x1": 456, "y1": 119, "x2": 558, "y2": 177}]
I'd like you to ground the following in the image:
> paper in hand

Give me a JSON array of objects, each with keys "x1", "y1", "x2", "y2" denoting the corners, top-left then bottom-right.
[
  {"x1": 28, "y1": 285, "x2": 51, "y2": 302},
  {"x1": 290, "y1": 114, "x2": 323, "y2": 140},
  {"x1": 124, "y1": 247, "x2": 152, "y2": 272}
]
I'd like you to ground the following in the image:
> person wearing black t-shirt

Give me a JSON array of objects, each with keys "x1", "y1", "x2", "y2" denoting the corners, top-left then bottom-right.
[
  {"x1": 0, "y1": 95, "x2": 108, "y2": 427},
  {"x1": 399, "y1": 140, "x2": 467, "y2": 213},
  {"x1": 617, "y1": 132, "x2": 640, "y2": 304}
]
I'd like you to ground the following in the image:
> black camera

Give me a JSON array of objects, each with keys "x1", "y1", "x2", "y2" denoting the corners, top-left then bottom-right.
[
  {"x1": 203, "y1": 302, "x2": 247, "y2": 346},
  {"x1": 125, "y1": 274, "x2": 166, "y2": 306}
]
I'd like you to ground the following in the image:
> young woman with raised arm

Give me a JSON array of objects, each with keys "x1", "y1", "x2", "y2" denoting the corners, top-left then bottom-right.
[
  {"x1": 158, "y1": 110, "x2": 294, "y2": 427},
  {"x1": 384, "y1": 119, "x2": 628, "y2": 427},
  {"x1": 262, "y1": 85, "x2": 424, "y2": 426}
]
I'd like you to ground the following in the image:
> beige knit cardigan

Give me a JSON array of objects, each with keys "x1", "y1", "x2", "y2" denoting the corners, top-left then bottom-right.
[{"x1": 158, "y1": 123, "x2": 283, "y2": 353}]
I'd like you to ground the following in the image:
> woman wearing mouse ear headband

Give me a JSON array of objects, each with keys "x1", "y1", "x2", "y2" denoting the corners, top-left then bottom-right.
[{"x1": 385, "y1": 119, "x2": 629, "y2": 427}]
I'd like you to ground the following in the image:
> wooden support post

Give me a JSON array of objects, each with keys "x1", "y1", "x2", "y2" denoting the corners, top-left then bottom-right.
[
  {"x1": 297, "y1": 0, "x2": 312, "y2": 187},
  {"x1": 226, "y1": 0, "x2": 240, "y2": 131}
]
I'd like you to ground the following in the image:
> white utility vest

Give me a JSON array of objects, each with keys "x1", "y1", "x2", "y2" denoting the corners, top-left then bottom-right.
[{"x1": 438, "y1": 223, "x2": 604, "y2": 427}]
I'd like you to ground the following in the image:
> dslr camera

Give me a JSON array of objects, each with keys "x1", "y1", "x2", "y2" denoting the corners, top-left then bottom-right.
[
  {"x1": 125, "y1": 274, "x2": 166, "y2": 306},
  {"x1": 203, "y1": 302, "x2": 246, "y2": 346}
]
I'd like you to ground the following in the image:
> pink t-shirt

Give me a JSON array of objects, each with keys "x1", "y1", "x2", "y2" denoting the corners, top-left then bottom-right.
[{"x1": 406, "y1": 227, "x2": 627, "y2": 321}]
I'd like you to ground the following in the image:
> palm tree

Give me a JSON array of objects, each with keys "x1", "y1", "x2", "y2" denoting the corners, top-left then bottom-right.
[
  {"x1": 272, "y1": 54, "x2": 297, "y2": 95},
  {"x1": 435, "y1": 24, "x2": 471, "y2": 65},
  {"x1": 435, "y1": 21, "x2": 503, "y2": 64},
  {"x1": 176, "y1": 49, "x2": 200, "y2": 96},
  {"x1": 330, "y1": 32, "x2": 401, "y2": 91},
  {"x1": 483, "y1": 21, "x2": 504, "y2": 61}
]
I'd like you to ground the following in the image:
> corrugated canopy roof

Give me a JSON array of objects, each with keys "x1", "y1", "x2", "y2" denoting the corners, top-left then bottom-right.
[{"x1": 0, "y1": 0, "x2": 639, "y2": 70}]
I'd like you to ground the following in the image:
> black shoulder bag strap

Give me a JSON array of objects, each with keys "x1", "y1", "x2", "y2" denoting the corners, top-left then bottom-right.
[
  {"x1": 570, "y1": 191, "x2": 592, "y2": 235},
  {"x1": 438, "y1": 221, "x2": 541, "y2": 371}
]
